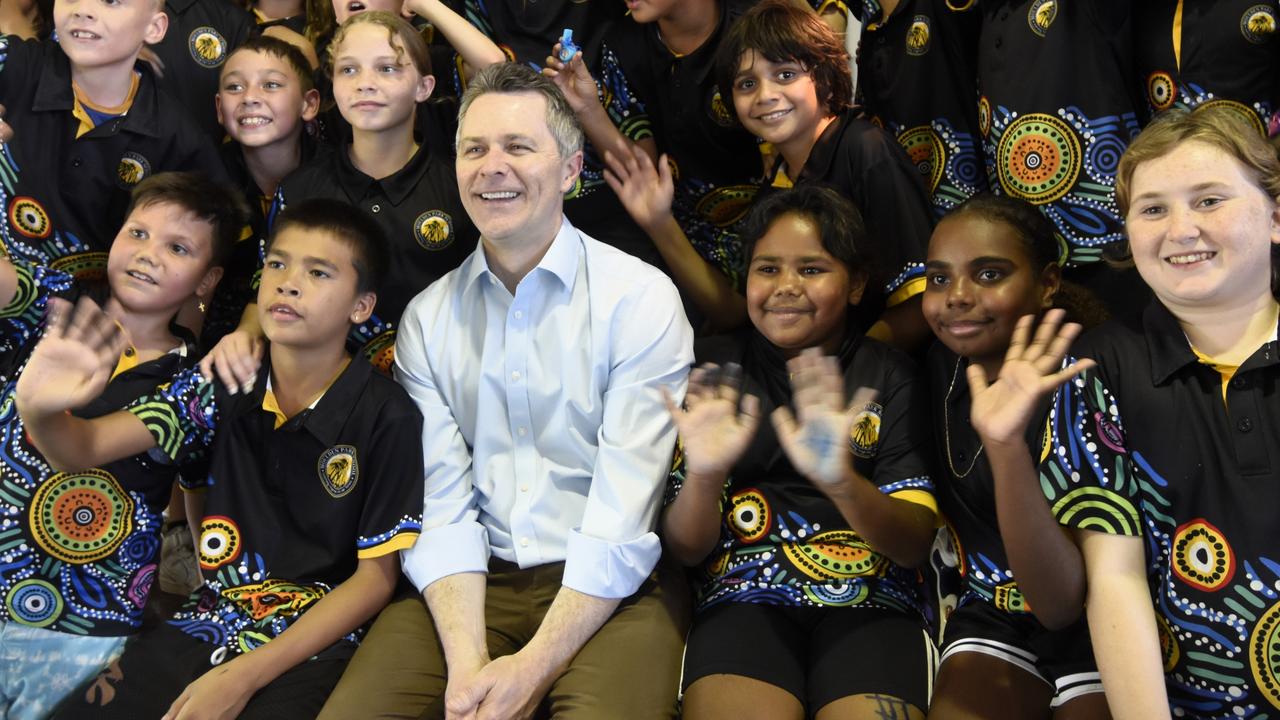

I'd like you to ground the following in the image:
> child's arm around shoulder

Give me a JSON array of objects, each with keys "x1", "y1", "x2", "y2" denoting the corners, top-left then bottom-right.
[
  {"x1": 15, "y1": 297, "x2": 161, "y2": 469},
  {"x1": 163, "y1": 552, "x2": 399, "y2": 720}
]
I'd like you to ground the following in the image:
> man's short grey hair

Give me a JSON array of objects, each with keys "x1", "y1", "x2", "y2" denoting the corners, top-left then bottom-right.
[{"x1": 456, "y1": 62, "x2": 585, "y2": 159}]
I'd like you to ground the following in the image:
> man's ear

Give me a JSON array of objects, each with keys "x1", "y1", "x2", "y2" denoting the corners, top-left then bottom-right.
[{"x1": 560, "y1": 149, "x2": 584, "y2": 194}]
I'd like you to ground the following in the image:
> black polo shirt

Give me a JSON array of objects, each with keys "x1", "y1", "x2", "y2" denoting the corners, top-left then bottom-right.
[
  {"x1": 442, "y1": 0, "x2": 665, "y2": 272},
  {"x1": 1042, "y1": 300, "x2": 1280, "y2": 715},
  {"x1": 128, "y1": 356, "x2": 424, "y2": 657},
  {"x1": 927, "y1": 342, "x2": 1049, "y2": 614},
  {"x1": 761, "y1": 109, "x2": 936, "y2": 307},
  {"x1": 277, "y1": 142, "x2": 478, "y2": 372},
  {"x1": 606, "y1": 0, "x2": 762, "y2": 288},
  {"x1": 0, "y1": 37, "x2": 225, "y2": 277},
  {"x1": 667, "y1": 327, "x2": 936, "y2": 614},
  {"x1": 977, "y1": 0, "x2": 1141, "y2": 265},
  {"x1": 1134, "y1": 0, "x2": 1278, "y2": 132},
  {"x1": 0, "y1": 260, "x2": 203, "y2": 637},
  {"x1": 854, "y1": 0, "x2": 988, "y2": 218},
  {"x1": 150, "y1": 0, "x2": 255, "y2": 143}
]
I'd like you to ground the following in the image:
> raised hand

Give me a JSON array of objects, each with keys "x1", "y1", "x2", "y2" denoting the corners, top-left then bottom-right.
[
  {"x1": 541, "y1": 48, "x2": 600, "y2": 115},
  {"x1": 772, "y1": 348, "x2": 876, "y2": 489},
  {"x1": 662, "y1": 363, "x2": 760, "y2": 478},
  {"x1": 15, "y1": 296, "x2": 127, "y2": 417},
  {"x1": 602, "y1": 146, "x2": 675, "y2": 234},
  {"x1": 967, "y1": 309, "x2": 1095, "y2": 447}
]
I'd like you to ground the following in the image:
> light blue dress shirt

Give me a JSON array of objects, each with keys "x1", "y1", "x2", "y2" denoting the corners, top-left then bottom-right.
[{"x1": 396, "y1": 218, "x2": 694, "y2": 599}]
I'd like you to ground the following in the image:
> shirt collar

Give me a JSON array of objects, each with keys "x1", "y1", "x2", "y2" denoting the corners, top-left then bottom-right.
[
  {"x1": 261, "y1": 354, "x2": 371, "y2": 444},
  {"x1": 1144, "y1": 300, "x2": 1280, "y2": 384},
  {"x1": 35, "y1": 47, "x2": 163, "y2": 137},
  {"x1": 463, "y1": 216, "x2": 581, "y2": 294},
  {"x1": 165, "y1": 0, "x2": 196, "y2": 13},
  {"x1": 795, "y1": 109, "x2": 852, "y2": 184},
  {"x1": 336, "y1": 141, "x2": 434, "y2": 206}
]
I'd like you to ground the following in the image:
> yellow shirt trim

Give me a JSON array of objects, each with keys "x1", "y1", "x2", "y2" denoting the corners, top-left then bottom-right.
[
  {"x1": 1172, "y1": 0, "x2": 1184, "y2": 71},
  {"x1": 71, "y1": 73, "x2": 140, "y2": 139},
  {"x1": 357, "y1": 531, "x2": 420, "y2": 558},
  {"x1": 1190, "y1": 345, "x2": 1238, "y2": 406},
  {"x1": 885, "y1": 275, "x2": 926, "y2": 308},
  {"x1": 262, "y1": 358, "x2": 352, "y2": 429},
  {"x1": 890, "y1": 488, "x2": 938, "y2": 517}
]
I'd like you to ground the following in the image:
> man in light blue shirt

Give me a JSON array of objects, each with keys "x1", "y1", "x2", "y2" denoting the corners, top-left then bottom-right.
[{"x1": 317, "y1": 63, "x2": 695, "y2": 720}]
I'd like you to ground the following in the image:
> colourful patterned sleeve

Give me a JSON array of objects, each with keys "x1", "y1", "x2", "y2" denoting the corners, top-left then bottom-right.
[
  {"x1": 1039, "y1": 363, "x2": 1144, "y2": 537},
  {"x1": 0, "y1": 259, "x2": 72, "y2": 351},
  {"x1": 596, "y1": 42, "x2": 652, "y2": 143},
  {"x1": 127, "y1": 368, "x2": 219, "y2": 467}
]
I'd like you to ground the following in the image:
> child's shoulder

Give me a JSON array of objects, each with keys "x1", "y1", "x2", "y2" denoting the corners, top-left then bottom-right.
[
  {"x1": 280, "y1": 145, "x2": 343, "y2": 197},
  {"x1": 0, "y1": 35, "x2": 65, "y2": 88}
]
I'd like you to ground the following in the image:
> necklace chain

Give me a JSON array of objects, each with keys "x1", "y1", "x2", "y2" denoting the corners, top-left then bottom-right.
[{"x1": 943, "y1": 357, "x2": 984, "y2": 479}]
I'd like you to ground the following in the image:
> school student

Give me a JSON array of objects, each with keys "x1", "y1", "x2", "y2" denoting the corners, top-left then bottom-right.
[
  {"x1": 0, "y1": 172, "x2": 244, "y2": 720},
  {"x1": 19, "y1": 200, "x2": 424, "y2": 720},
  {"x1": 664, "y1": 185, "x2": 937, "y2": 720}
]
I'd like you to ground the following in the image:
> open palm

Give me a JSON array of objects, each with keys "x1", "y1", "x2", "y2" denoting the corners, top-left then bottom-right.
[
  {"x1": 772, "y1": 349, "x2": 876, "y2": 488},
  {"x1": 967, "y1": 310, "x2": 1095, "y2": 446},
  {"x1": 664, "y1": 363, "x2": 760, "y2": 477},
  {"x1": 15, "y1": 297, "x2": 125, "y2": 416}
]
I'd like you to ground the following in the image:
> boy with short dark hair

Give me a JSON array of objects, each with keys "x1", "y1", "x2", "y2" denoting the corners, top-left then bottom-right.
[
  {"x1": 0, "y1": 171, "x2": 246, "y2": 720},
  {"x1": 203, "y1": 34, "x2": 320, "y2": 348},
  {"x1": 0, "y1": 0, "x2": 226, "y2": 278},
  {"x1": 17, "y1": 199, "x2": 424, "y2": 720}
]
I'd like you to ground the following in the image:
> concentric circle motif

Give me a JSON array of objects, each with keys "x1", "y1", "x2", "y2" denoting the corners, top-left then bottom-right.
[
  {"x1": 1249, "y1": 599, "x2": 1280, "y2": 709},
  {"x1": 803, "y1": 581, "x2": 869, "y2": 607},
  {"x1": 1199, "y1": 98, "x2": 1267, "y2": 137},
  {"x1": 1172, "y1": 518, "x2": 1235, "y2": 592},
  {"x1": 362, "y1": 330, "x2": 396, "y2": 375},
  {"x1": 977, "y1": 96, "x2": 992, "y2": 137},
  {"x1": 29, "y1": 470, "x2": 134, "y2": 564},
  {"x1": 8, "y1": 197, "x2": 50, "y2": 239},
  {"x1": 6, "y1": 579, "x2": 63, "y2": 627},
  {"x1": 996, "y1": 113, "x2": 1081, "y2": 205},
  {"x1": 199, "y1": 515, "x2": 242, "y2": 571},
  {"x1": 727, "y1": 488, "x2": 770, "y2": 542},
  {"x1": 1147, "y1": 72, "x2": 1177, "y2": 112},
  {"x1": 898, "y1": 126, "x2": 946, "y2": 193},
  {"x1": 1157, "y1": 613, "x2": 1180, "y2": 672},
  {"x1": 783, "y1": 529, "x2": 888, "y2": 580},
  {"x1": 993, "y1": 582, "x2": 1029, "y2": 613},
  {"x1": 50, "y1": 251, "x2": 108, "y2": 284}
]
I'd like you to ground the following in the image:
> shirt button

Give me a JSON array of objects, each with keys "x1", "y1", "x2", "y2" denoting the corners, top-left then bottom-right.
[
  {"x1": 520, "y1": 537, "x2": 530, "y2": 547},
  {"x1": 513, "y1": 310, "x2": 523, "y2": 320},
  {"x1": 520, "y1": 485, "x2": 529, "y2": 493},
  {"x1": 71, "y1": 157, "x2": 83, "y2": 167},
  {"x1": 994, "y1": 37, "x2": 1003, "y2": 49},
  {"x1": 370, "y1": 204, "x2": 381, "y2": 213},
  {"x1": 1230, "y1": 375, "x2": 1250, "y2": 390},
  {"x1": 1237, "y1": 417, "x2": 1254, "y2": 433},
  {"x1": 517, "y1": 426, "x2": 527, "y2": 436},
  {"x1": 511, "y1": 371, "x2": 521, "y2": 381}
]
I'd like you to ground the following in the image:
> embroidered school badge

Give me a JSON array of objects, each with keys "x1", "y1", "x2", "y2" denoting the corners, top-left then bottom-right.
[
  {"x1": 1027, "y1": 0, "x2": 1056, "y2": 37},
  {"x1": 318, "y1": 445, "x2": 359, "y2": 498},
  {"x1": 905, "y1": 15, "x2": 931, "y2": 56},
  {"x1": 1242, "y1": 5, "x2": 1277, "y2": 44},
  {"x1": 8, "y1": 196, "x2": 50, "y2": 238},
  {"x1": 849, "y1": 401, "x2": 883, "y2": 458},
  {"x1": 189, "y1": 27, "x2": 228, "y2": 68},
  {"x1": 707, "y1": 88, "x2": 735, "y2": 127},
  {"x1": 116, "y1": 152, "x2": 150, "y2": 187},
  {"x1": 413, "y1": 209, "x2": 454, "y2": 251}
]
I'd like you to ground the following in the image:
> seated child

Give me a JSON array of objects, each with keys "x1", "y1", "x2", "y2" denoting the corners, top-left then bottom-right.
[
  {"x1": 205, "y1": 34, "x2": 321, "y2": 348},
  {"x1": 0, "y1": 0, "x2": 225, "y2": 273},
  {"x1": 0, "y1": 172, "x2": 244, "y2": 720},
  {"x1": 921, "y1": 194, "x2": 1108, "y2": 718},
  {"x1": 663, "y1": 184, "x2": 937, "y2": 719},
  {"x1": 16, "y1": 199, "x2": 425, "y2": 719},
  {"x1": 1014, "y1": 104, "x2": 1280, "y2": 716},
  {"x1": 716, "y1": 0, "x2": 937, "y2": 350}
]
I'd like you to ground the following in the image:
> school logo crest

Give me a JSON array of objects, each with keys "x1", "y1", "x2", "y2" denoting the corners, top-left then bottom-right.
[
  {"x1": 707, "y1": 88, "x2": 734, "y2": 127},
  {"x1": 188, "y1": 27, "x2": 228, "y2": 68},
  {"x1": 9, "y1": 196, "x2": 50, "y2": 238},
  {"x1": 849, "y1": 401, "x2": 883, "y2": 458},
  {"x1": 318, "y1": 445, "x2": 359, "y2": 498},
  {"x1": 1027, "y1": 0, "x2": 1056, "y2": 37},
  {"x1": 1242, "y1": 5, "x2": 1277, "y2": 44},
  {"x1": 116, "y1": 152, "x2": 150, "y2": 187},
  {"x1": 905, "y1": 15, "x2": 931, "y2": 56},
  {"x1": 413, "y1": 209, "x2": 453, "y2": 251}
]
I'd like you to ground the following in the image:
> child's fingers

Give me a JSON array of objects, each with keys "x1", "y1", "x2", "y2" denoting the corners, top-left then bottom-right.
[
  {"x1": 43, "y1": 297, "x2": 73, "y2": 337},
  {"x1": 1038, "y1": 320, "x2": 1084, "y2": 371},
  {"x1": 965, "y1": 360, "x2": 991, "y2": 395},
  {"x1": 1004, "y1": 314, "x2": 1036, "y2": 363},
  {"x1": 740, "y1": 393, "x2": 762, "y2": 428},
  {"x1": 770, "y1": 405, "x2": 799, "y2": 443},
  {"x1": 1024, "y1": 308, "x2": 1066, "y2": 360},
  {"x1": 661, "y1": 386, "x2": 683, "y2": 420},
  {"x1": 1047, "y1": 357, "x2": 1096, "y2": 387},
  {"x1": 846, "y1": 386, "x2": 879, "y2": 415}
]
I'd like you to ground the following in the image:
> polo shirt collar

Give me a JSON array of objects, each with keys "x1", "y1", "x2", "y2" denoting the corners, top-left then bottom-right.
[
  {"x1": 463, "y1": 216, "x2": 580, "y2": 293},
  {"x1": 1143, "y1": 300, "x2": 1280, "y2": 384},
  {"x1": 166, "y1": 0, "x2": 196, "y2": 13},
  {"x1": 336, "y1": 141, "x2": 434, "y2": 206},
  {"x1": 34, "y1": 46, "x2": 163, "y2": 137},
  {"x1": 796, "y1": 109, "x2": 854, "y2": 184},
  {"x1": 260, "y1": 355, "x2": 372, "y2": 445}
]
